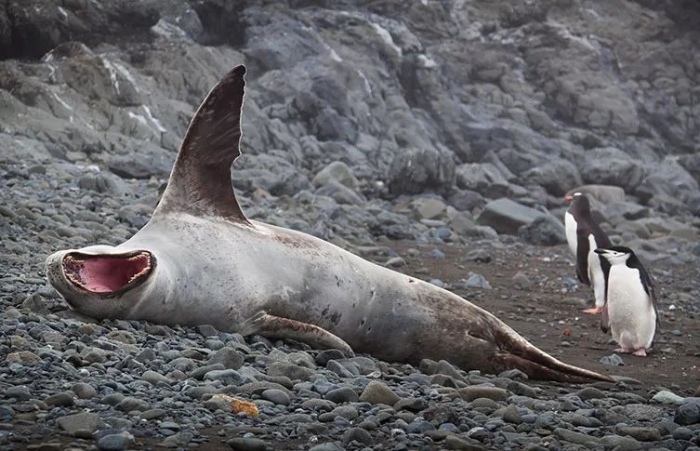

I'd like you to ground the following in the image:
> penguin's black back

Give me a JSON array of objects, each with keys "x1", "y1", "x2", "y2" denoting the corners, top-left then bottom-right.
[{"x1": 568, "y1": 194, "x2": 612, "y2": 285}]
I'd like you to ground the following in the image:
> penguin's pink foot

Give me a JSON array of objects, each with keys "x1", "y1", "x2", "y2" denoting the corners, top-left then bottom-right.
[
  {"x1": 614, "y1": 347, "x2": 631, "y2": 353},
  {"x1": 582, "y1": 306, "x2": 603, "y2": 315},
  {"x1": 632, "y1": 348, "x2": 647, "y2": 357}
]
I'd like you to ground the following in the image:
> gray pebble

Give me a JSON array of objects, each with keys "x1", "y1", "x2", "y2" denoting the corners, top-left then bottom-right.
[
  {"x1": 617, "y1": 426, "x2": 661, "y2": 442},
  {"x1": 203, "y1": 369, "x2": 243, "y2": 385},
  {"x1": 359, "y1": 380, "x2": 400, "y2": 406},
  {"x1": 228, "y1": 437, "x2": 268, "y2": 451},
  {"x1": 4, "y1": 385, "x2": 31, "y2": 401},
  {"x1": 502, "y1": 404, "x2": 522, "y2": 424},
  {"x1": 325, "y1": 386, "x2": 359, "y2": 404},
  {"x1": 385, "y1": 256, "x2": 406, "y2": 268},
  {"x1": 262, "y1": 388, "x2": 291, "y2": 405},
  {"x1": 673, "y1": 426, "x2": 694, "y2": 441},
  {"x1": 676, "y1": 399, "x2": 700, "y2": 425},
  {"x1": 190, "y1": 363, "x2": 226, "y2": 379},
  {"x1": 431, "y1": 248, "x2": 445, "y2": 259},
  {"x1": 406, "y1": 418, "x2": 435, "y2": 434},
  {"x1": 56, "y1": 412, "x2": 102, "y2": 435},
  {"x1": 316, "y1": 349, "x2": 346, "y2": 366},
  {"x1": 599, "y1": 354, "x2": 624, "y2": 366},
  {"x1": 72, "y1": 382, "x2": 98, "y2": 399},
  {"x1": 463, "y1": 272, "x2": 492, "y2": 289},
  {"x1": 140, "y1": 409, "x2": 167, "y2": 420},
  {"x1": 320, "y1": 405, "x2": 359, "y2": 421},
  {"x1": 142, "y1": 370, "x2": 171, "y2": 386},
  {"x1": 599, "y1": 434, "x2": 642, "y2": 450},
  {"x1": 208, "y1": 347, "x2": 244, "y2": 370},
  {"x1": 342, "y1": 426, "x2": 373, "y2": 445},
  {"x1": 97, "y1": 431, "x2": 133, "y2": 451},
  {"x1": 45, "y1": 391, "x2": 75, "y2": 407},
  {"x1": 327, "y1": 360, "x2": 355, "y2": 378},
  {"x1": 301, "y1": 398, "x2": 336, "y2": 412},
  {"x1": 102, "y1": 393, "x2": 125, "y2": 406},
  {"x1": 309, "y1": 443, "x2": 344, "y2": 451},
  {"x1": 652, "y1": 390, "x2": 685, "y2": 405},
  {"x1": 116, "y1": 396, "x2": 150, "y2": 412},
  {"x1": 267, "y1": 362, "x2": 315, "y2": 381},
  {"x1": 458, "y1": 386, "x2": 508, "y2": 402}
]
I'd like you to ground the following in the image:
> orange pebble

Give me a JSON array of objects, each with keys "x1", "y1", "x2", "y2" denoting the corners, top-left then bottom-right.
[{"x1": 211, "y1": 394, "x2": 259, "y2": 416}]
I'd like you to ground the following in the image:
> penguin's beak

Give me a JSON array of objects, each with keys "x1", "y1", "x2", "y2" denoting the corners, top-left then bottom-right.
[
  {"x1": 594, "y1": 248, "x2": 605, "y2": 255},
  {"x1": 564, "y1": 195, "x2": 573, "y2": 202}
]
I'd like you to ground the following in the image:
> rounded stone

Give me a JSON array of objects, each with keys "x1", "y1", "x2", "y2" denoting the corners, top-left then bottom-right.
[{"x1": 262, "y1": 389, "x2": 291, "y2": 405}]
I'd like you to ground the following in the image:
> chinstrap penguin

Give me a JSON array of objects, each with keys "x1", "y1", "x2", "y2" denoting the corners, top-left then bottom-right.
[
  {"x1": 564, "y1": 192, "x2": 612, "y2": 315},
  {"x1": 594, "y1": 246, "x2": 660, "y2": 357}
]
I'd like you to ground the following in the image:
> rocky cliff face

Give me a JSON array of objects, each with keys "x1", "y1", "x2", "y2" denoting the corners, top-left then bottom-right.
[
  {"x1": 1, "y1": 0, "x2": 699, "y2": 254},
  {"x1": 2, "y1": 4, "x2": 700, "y2": 448}
]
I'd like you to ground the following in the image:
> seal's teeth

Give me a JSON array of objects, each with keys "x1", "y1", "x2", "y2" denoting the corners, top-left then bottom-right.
[{"x1": 127, "y1": 267, "x2": 149, "y2": 284}]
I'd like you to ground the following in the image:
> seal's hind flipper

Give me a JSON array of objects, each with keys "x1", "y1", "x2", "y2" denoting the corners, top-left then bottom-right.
[
  {"x1": 247, "y1": 311, "x2": 355, "y2": 357},
  {"x1": 483, "y1": 318, "x2": 615, "y2": 383},
  {"x1": 155, "y1": 65, "x2": 250, "y2": 223}
]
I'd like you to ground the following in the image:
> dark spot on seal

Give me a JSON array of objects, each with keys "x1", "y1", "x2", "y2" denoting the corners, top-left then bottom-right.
[
  {"x1": 329, "y1": 312, "x2": 342, "y2": 325},
  {"x1": 273, "y1": 233, "x2": 323, "y2": 253}
]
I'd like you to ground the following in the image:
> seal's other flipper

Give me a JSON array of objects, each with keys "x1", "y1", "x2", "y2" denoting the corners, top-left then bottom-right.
[
  {"x1": 155, "y1": 65, "x2": 250, "y2": 223},
  {"x1": 247, "y1": 312, "x2": 355, "y2": 357}
]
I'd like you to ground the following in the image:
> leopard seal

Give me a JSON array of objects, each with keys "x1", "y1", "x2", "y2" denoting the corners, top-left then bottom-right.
[{"x1": 46, "y1": 65, "x2": 612, "y2": 383}]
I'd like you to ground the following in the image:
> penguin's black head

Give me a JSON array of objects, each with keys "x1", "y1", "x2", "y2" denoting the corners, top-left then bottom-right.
[
  {"x1": 594, "y1": 246, "x2": 635, "y2": 264},
  {"x1": 565, "y1": 192, "x2": 591, "y2": 214}
]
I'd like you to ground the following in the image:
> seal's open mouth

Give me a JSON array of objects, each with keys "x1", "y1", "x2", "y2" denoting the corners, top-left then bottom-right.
[{"x1": 62, "y1": 251, "x2": 154, "y2": 294}]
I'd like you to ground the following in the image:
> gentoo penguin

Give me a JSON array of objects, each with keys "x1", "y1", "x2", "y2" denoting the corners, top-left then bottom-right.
[
  {"x1": 564, "y1": 192, "x2": 612, "y2": 314},
  {"x1": 594, "y1": 246, "x2": 660, "y2": 357}
]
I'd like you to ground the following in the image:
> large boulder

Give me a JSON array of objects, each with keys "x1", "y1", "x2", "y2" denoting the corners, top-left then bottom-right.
[
  {"x1": 635, "y1": 157, "x2": 699, "y2": 208},
  {"x1": 455, "y1": 163, "x2": 511, "y2": 199},
  {"x1": 387, "y1": 146, "x2": 456, "y2": 196},
  {"x1": 678, "y1": 153, "x2": 700, "y2": 185},
  {"x1": 1, "y1": 0, "x2": 163, "y2": 60},
  {"x1": 565, "y1": 185, "x2": 626, "y2": 204},
  {"x1": 522, "y1": 159, "x2": 583, "y2": 197},
  {"x1": 580, "y1": 147, "x2": 646, "y2": 192},
  {"x1": 476, "y1": 198, "x2": 547, "y2": 235},
  {"x1": 518, "y1": 215, "x2": 567, "y2": 246}
]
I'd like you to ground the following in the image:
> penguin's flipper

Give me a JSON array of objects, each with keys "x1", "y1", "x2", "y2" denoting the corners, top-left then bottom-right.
[
  {"x1": 600, "y1": 302, "x2": 610, "y2": 334},
  {"x1": 638, "y1": 263, "x2": 661, "y2": 329},
  {"x1": 576, "y1": 230, "x2": 591, "y2": 285}
]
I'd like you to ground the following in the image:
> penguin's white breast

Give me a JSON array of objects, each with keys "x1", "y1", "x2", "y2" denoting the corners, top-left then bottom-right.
[
  {"x1": 564, "y1": 212, "x2": 577, "y2": 255},
  {"x1": 607, "y1": 266, "x2": 653, "y2": 321}
]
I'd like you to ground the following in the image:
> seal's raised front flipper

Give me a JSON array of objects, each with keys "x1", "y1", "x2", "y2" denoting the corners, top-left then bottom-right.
[
  {"x1": 154, "y1": 65, "x2": 250, "y2": 224},
  {"x1": 246, "y1": 311, "x2": 355, "y2": 357}
]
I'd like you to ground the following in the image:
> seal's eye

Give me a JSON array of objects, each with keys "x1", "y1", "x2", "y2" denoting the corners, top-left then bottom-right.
[{"x1": 62, "y1": 251, "x2": 154, "y2": 294}]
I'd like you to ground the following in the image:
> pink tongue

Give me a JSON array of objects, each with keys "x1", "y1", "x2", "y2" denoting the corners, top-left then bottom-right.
[{"x1": 79, "y1": 257, "x2": 147, "y2": 293}]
